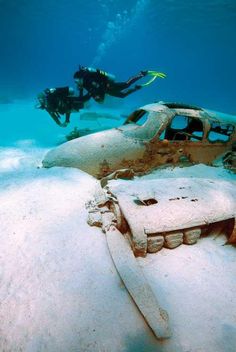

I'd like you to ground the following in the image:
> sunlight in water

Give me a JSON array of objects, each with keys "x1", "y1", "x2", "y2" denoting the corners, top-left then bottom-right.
[{"x1": 92, "y1": 0, "x2": 150, "y2": 66}]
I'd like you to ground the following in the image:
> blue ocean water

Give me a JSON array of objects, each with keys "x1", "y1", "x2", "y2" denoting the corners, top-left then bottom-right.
[
  {"x1": 0, "y1": 3, "x2": 236, "y2": 350},
  {"x1": 0, "y1": 0, "x2": 236, "y2": 145}
]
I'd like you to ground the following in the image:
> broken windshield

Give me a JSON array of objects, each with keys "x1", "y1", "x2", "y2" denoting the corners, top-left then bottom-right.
[{"x1": 124, "y1": 109, "x2": 149, "y2": 126}]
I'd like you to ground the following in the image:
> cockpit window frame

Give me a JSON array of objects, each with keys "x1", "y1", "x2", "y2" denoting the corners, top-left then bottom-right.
[
  {"x1": 207, "y1": 120, "x2": 235, "y2": 144},
  {"x1": 124, "y1": 109, "x2": 149, "y2": 126},
  {"x1": 158, "y1": 113, "x2": 205, "y2": 142}
]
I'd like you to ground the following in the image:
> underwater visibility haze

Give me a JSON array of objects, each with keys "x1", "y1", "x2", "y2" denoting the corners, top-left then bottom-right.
[
  {"x1": 0, "y1": 0, "x2": 235, "y2": 167},
  {"x1": 1, "y1": 2, "x2": 236, "y2": 351},
  {"x1": 0, "y1": 0, "x2": 236, "y2": 109}
]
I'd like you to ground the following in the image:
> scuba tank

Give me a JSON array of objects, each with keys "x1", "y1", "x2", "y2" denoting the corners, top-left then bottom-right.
[{"x1": 86, "y1": 67, "x2": 116, "y2": 81}]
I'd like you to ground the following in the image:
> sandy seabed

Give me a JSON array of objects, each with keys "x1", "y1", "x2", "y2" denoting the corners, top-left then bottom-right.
[{"x1": 0, "y1": 102, "x2": 236, "y2": 352}]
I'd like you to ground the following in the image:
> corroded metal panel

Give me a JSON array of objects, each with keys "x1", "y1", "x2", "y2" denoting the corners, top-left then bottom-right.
[{"x1": 43, "y1": 102, "x2": 236, "y2": 177}]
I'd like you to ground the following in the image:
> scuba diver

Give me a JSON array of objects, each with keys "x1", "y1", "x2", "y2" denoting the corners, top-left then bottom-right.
[
  {"x1": 73, "y1": 66, "x2": 166, "y2": 103},
  {"x1": 36, "y1": 68, "x2": 166, "y2": 127},
  {"x1": 37, "y1": 86, "x2": 91, "y2": 127}
]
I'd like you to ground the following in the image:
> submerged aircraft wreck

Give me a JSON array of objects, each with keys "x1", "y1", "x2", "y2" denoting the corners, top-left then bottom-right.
[
  {"x1": 86, "y1": 176, "x2": 236, "y2": 339},
  {"x1": 42, "y1": 102, "x2": 236, "y2": 340},
  {"x1": 43, "y1": 102, "x2": 236, "y2": 176}
]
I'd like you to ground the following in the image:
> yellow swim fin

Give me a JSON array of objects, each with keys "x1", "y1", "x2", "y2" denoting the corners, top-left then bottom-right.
[{"x1": 141, "y1": 71, "x2": 167, "y2": 87}]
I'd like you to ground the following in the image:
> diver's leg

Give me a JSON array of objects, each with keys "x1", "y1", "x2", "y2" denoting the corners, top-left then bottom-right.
[
  {"x1": 125, "y1": 72, "x2": 146, "y2": 87},
  {"x1": 111, "y1": 72, "x2": 146, "y2": 91},
  {"x1": 108, "y1": 85, "x2": 141, "y2": 98}
]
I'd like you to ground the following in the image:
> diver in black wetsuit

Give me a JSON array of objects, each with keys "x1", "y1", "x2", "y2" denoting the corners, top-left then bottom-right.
[
  {"x1": 37, "y1": 86, "x2": 91, "y2": 127},
  {"x1": 73, "y1": 66, "x2": 147, "y2": 103}
]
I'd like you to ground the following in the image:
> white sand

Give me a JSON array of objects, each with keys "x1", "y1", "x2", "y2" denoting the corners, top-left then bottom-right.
[{"x1": 0, "y1": 103, "x2": 236, "y2": 351}]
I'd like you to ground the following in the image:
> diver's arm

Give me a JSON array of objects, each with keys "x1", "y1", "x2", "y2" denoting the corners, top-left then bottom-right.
[
  {"x1": 48, "y1": 111, "x2": 68, "y2": 127},
  {"x1": 65, "y1": 112, "x2": 70, "y2": 124},
  {"x1": 60, "y1": 112, "x2": 71, "y2": 127},
  {"x1": 79, "y1": 87, "x2": 84, "y2": 98},
  {"x1": 80, "y1": 91, "x2": 91, "y2": 102},
  {"x1": 78, "y1": 86, "x2": 91, "y2": 102}
]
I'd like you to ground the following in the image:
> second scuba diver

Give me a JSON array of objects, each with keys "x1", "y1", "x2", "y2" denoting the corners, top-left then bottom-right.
[
  {"x1": 37, "y1": 86, "x2": 91, "y2": 127},
  {"x1": 73, "y1": 66, "x2": 148, "y2": 103}
]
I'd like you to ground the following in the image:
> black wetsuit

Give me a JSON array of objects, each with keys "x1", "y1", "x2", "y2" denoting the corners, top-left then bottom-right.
[
  {"x1": 74, "y1": 68, "x2": 144, "y2": 102},
  {"x1": 42, "y1": 86, "x2": 91, "y2": 127},
  {"x1": 47, "y1": 87, "x2": 90, "y2": 111}
]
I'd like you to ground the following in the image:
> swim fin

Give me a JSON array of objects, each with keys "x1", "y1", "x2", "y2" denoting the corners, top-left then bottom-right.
[{"x1": 141, "y1": 71, "x2": 166, "y2": 87}]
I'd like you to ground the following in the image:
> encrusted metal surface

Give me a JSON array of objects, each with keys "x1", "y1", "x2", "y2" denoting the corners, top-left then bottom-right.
[
  {"x1": 87, "y1": 177, "x2": 236, "y2": 257},
  {"x1": 43, "y1": 102, "x2": 236, "y2": 177}
]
